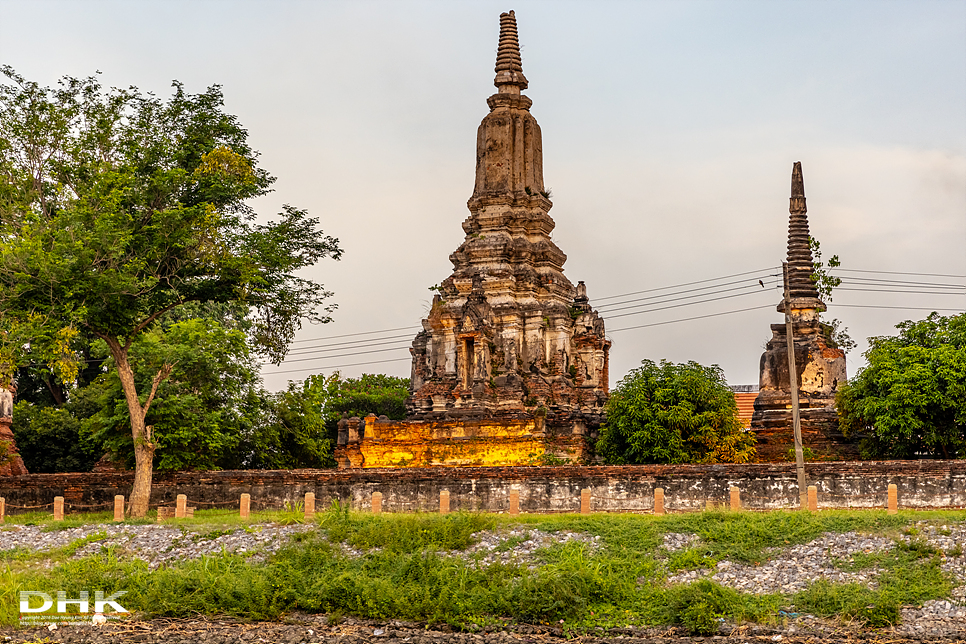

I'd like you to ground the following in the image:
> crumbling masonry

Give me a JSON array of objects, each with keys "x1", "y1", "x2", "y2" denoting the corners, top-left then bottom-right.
[
  {"x1": 0, "y1": 383, "x2": 28, "y2": 476},
  {"x1": 336, "y1": 11, "x2": 610, "y2": 468},
  {"x1": 751, "y1": 162, "x2": 858, "y2": 462}
]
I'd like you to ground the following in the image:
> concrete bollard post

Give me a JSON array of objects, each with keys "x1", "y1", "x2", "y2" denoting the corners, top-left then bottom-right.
[
  {"x1": 807, "y1": 486, "x2": 818, "y2": 512},
  {"x1": 304, "y1": 492, "x2": 315, "y2": 520},
  {"x1": 888, "y1": 484, "x2": 898, "y2": 515},
  {"x1": 240, "y1": 493, "x2": 251, "y2": 520},
  {"x1": 0, "y1": 497, "x2": 4, "y2": 524},
  {"x1": 730, "y1": 487, "x2": 741, "y2": 511},
  {"x1": 176, "y1": 494, "x2": 187, "y2": 519},
  {"x1": 654, "y1": 488, "x2": 665, "y2": 515},
  {"x1": 372, "y1": 491, "x2": 383, "y2": 514},
  {"x1": 113, "y1": 495, "x2": 125, "y2": 522},
  {"x1": 439, "y1": 490, "x2": 450, "y2": 514},
  {"x1": 508, "y1": 486, "x2": 520, "y2": 516},
  {"x1": 580, "y1": 488, "x2": 591, "y2": 514},
  {"x1": 53, "y1": 496, "x2": 64, "y2": 521}
]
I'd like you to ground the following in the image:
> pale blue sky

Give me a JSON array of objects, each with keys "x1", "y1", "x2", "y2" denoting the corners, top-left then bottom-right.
[{"x1": 2, "y1": 0, "x2": 964, "y2": 390}]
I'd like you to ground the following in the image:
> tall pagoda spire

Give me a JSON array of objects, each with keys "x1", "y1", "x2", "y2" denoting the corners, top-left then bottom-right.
[
  {"x1": 470, "y1": 10, "x2": 545, "y2": 207},
  {"x1": 335, "y1": 10, "x2": 611, "y2": 470},
  {"x1": 751, "y1": 161, "x2": 851, "y2": 462},
  {"x1": 494, "y1": 11, "x2": 528, "y2": 92},
  {"x1": 780, "y1": 161, "x2": 824, "y2": 310},
  {"x1": 401, "y1": 10, "x2": 611, "y2": 447}
]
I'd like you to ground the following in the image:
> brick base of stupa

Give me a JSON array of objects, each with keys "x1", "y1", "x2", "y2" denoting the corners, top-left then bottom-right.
[
  {"x1": 751, "y1": 392, "x2": 860, "y2": 462},
  {"x1": 334, "y1": 413, "x2": 595, "y2": 468},
  {"x1": 0, "y1": 419, "x2": 28, "y2": 476}
]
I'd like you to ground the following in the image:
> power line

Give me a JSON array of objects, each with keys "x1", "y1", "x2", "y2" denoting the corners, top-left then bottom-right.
[
  {"x1": 837, "y1": 276, "x2": 965, "y2": 289},
  {"x1": 278, "y1": 268, "x2": 782, "y2": 349},
  {"x1": 835, "y1": 287, "x2": 965, "y2": 296},
  {"x1": 835, "y1": 304, "x2": 964, "y2": 312},
  {"x1": 261, "y1": 265, "x2": 962, "y2": 365},
  {"x1": 833, "y1": 268, "x2": 966, "y2": 279},
  {"x1": 597, "y1": 278, "x2": 781, "y2": 314},
  {"x1": 607, "y1": 302, "x2": 964, "y2": 335},
  {"x1": 260, "y1": 299, "x2": 966, "y2": 375},
  {"x1": 603, "y1": 288, "x2": 777, "y2": 320},
  {"x1": 608, "y1": 305, "x2": 773, "y2": 333},
  {"x1": 274, "y1": 287, "x2": 780, "y2": 365},
  {"x1": 264, "y1": 344, "x2": 411, "y2": 365},
  {"x1": 263, "y1": 357, "x2": 411, "y2": 377},
  {"x1": 283, "y1": 268, "x2": 781, "y2": 346},
  {"x1": 288, "y1": 325, "x2": 419, "y2": 344},
  {"x1": 594, "y1": 266, "x2": 778, "y2": 302},
  {"x1": 595, "y1": 275, "x2": 780, "y2": 310},
  {"x1": 285, "y1": 334, "x2": 415, "y2": 356},
  {"x1": 271, "y1": 294, "x2": 961, "y2": 368}
]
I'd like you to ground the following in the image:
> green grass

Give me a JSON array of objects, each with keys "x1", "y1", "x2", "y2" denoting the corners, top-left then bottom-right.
[
  {"x1": 795, "y1": 538, "x2": 951, "y2": 627},
  {"x1": 0, "y1": 507, "x2": 962, "y2": 634},
  {"x1": 318, "y1": 504, "x2": 495, "y2": 553},
  {"x1": 1, "y1": 507, "x2": 309, "y2": 529},
  {"x1": 655, "y1": 508, "x2": 916, "y2": 564}
]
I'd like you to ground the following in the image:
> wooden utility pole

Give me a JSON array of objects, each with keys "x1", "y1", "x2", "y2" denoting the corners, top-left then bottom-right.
[{"x1": 783, "y1": 262, "x2": 807, "y2": 509}]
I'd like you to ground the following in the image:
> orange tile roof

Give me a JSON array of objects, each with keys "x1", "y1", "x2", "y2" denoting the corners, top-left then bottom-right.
[{"x1": 734, "y1": 392, "x2": 757, "y2": 429}]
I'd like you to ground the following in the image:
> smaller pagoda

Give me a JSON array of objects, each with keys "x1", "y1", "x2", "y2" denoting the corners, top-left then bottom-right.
[
  {"x1": 0, "y1": 383, "x2": 28, "y2": 476},
  {"x1": 751, "y1": 162, "x2": 858, "y2": 461}
]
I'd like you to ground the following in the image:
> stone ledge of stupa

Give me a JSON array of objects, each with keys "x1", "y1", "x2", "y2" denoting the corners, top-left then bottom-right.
[
  {"x1": 776, "y1": 295, "x2": 827, "y2": 317},
  {"x1": 466, "y1": 192, "x2": 553, "y2": 213},
  {"x1": 485, "y1": 92, "x2": 533, "y2": 112}
]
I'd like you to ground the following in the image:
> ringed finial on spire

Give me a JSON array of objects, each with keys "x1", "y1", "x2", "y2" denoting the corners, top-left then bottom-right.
[
  {"x1": 494, "y1": 10, "x2": 528, "y2": 92},
  {"x1": 785, "y1": 161, "x2": 821, "y2": 302}
]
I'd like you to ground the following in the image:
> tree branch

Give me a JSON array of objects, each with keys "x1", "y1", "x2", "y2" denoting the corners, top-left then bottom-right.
[
  {"x1": 125, "y1": 301, "x2": 183, "y2": 351},
  {"x1": 142, "y1": 362, "x2": 175, "y2": 418}
]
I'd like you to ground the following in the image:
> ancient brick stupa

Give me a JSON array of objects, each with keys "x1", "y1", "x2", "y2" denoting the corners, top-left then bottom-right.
[
  {"x1": 336, "y1": 11, "x2": 611, "y2": 468},
  {"x1": 0, "y1": 383, "x2": 28, "y2": 476},
  {"x1": 750, "y1": 162, "x2": 857, "y2": 461}
]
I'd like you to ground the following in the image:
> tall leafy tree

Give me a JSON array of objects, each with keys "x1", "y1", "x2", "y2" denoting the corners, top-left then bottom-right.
[
  {"x1": 81, "y1": 317, "x2": 263, "y2": 472},
  {"x1": 596, "y1": 360, "x2": 756, "y2": 465},
  {"x1": 322, "y1": 372, "x2": 410, "y2": 421},
  {"x1": 0, "y1": 68, "x2": 341, "y2": 515},
  {"x1": 238, "y1": 372, "x2": 409, "y2": 470},
  {"x1": 12, "y1": 384, "x2": 104, "y2": 472},
  {"x1": 837, "y1": 312, "x2": 966, "y2": 459}
]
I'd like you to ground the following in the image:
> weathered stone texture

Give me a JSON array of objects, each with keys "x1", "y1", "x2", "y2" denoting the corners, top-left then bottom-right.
[
  {"x1": 751, "y1": 162, "x2": 855, "y2": 462},
  {"x1": 2, "y1": 461, "x2": 966, "y2": 514},
  {"x1": 334, "y1": 414, "x2": 589, "y2": 469},
  {"x1": 405, "y1": 11, "x2": 610, "y2": 439},
  {"x1": 0, "y1": 384, "x2": 28, "y2": 477}
]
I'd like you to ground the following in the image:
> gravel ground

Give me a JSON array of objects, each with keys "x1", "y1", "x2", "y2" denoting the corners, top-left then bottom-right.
[
  {"x1": 460, "y1": 528, "x2": 600, "y2": 567},
  {"x1": 0, "y1": 523, "x2": 316, "y2": 567},
  {"x1": 4, "y1": 521, "x2": 966, "y2": 641},
  {"x1": 665, "y1": 532, "x2": 895, "y2": 593},
  {"x1": 0, "y1": 614, "x2": 958, "y2": 644},
  {"x1": 0, "y1": 524, "x2": 600, "y2": 570},
  {"x1": 662, "y1": 533, "x2": 700, "y2": 552},
  {"x1": 899, "y1": 522, "x2": 966, "y2": 601},
  {"x1": 661, "y1": 528, "x2": 966, "y2": 639}
]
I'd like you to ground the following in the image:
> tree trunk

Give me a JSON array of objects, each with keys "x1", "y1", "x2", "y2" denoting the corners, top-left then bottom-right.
[{"x1": 105, "y1": 341, "x2": 154, "y2": 518}]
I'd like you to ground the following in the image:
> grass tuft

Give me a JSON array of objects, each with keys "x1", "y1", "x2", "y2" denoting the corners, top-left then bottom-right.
[{"x1": 0, "y1": 506, "x2": 961, "y2": 632}]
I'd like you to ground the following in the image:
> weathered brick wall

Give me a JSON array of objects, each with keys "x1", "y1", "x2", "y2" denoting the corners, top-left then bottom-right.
[{"x1": 1, "y1": 461, "x2": 964, "y2": 514}]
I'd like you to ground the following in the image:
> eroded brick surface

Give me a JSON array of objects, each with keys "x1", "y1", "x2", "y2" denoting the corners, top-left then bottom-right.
[
  {"x1": 2, "y1": 461, "x2": 965, "y2": 514},
  {"x1": 751, "y1": 163, "x2": 856, "y2": 462},
  {"x1": 341, "y1": 12, "x2": 610, "y2": 468}
]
